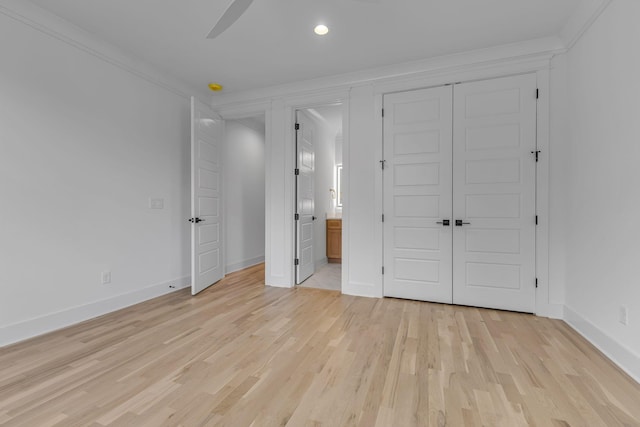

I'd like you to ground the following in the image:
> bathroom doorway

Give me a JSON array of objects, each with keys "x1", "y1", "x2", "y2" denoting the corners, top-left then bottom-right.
[{"x1": 294, "y1": 104, "x2": 343, "y2": 291}]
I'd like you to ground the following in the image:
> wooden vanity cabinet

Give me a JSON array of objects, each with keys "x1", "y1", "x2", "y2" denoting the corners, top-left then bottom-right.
[{"x1": 326, "y1": 219, "x2": 342, "y2": 263}]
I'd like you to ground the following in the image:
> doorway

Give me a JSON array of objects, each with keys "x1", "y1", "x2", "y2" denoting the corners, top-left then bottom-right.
[
  {"x1": 190, "y1": 103, "x2": 267, "y2": 295},
  {"x1": 225, "y1": 115, "x2": 266, "y2": 274},
  {"x1": 382, "y1": 74, "x2": 537, "y2": 313},
  {"x1": 295, "y1": 104, "x2": 344, "y2": 291}
]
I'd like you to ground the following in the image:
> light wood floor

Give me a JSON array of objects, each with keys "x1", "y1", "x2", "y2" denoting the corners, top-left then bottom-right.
[{"x1": 1, "y1": 264, "x2": 639, "y2": 427}]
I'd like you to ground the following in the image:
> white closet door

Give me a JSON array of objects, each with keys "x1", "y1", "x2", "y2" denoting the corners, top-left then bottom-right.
[
  {"x1": 383, "y1": 86, "x2": 453, "y2": 303},
  {"x1": 295, "y1": 112, "x2": 315, "y2": 284},
  {"x1": 452, "y1": 74, "x2": 537, "y2": 313}
]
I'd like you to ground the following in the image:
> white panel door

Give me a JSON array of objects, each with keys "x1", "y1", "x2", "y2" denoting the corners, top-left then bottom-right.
[
  {"x1": 452, "y1": 74, "x2": 537, "y2": 312},
  {"x1": 296, "y1": 112, "x2": 315, "y2": 284},
  {"x1": 191, "y1": 97, "x2": 224, "y2": 295},
  {"x1": 383, "y1": 86, "x2": 453, "y2": 303}
]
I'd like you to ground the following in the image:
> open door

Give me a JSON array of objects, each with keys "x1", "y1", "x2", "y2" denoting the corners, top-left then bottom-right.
[
  {"x1": 191, "y1": 97, "x2": 224, "y2": 295},
  {"x1": 295, "y1": 111, "x2": 315, "y2": 284}
]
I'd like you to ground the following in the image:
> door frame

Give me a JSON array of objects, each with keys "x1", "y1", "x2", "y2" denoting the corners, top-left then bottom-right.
[
  {"x1": 211, "y1": 92, "x2": 349, "y2": 292},
  {"x1": 211, "y1": 107, "x2": 269, "y2": 278},
  {"x1": 376, "y1": 67, "x2": 557, "y2": 318},
  {"x1": 291, "y1": 98, "x2": 348, "y2": 290}
]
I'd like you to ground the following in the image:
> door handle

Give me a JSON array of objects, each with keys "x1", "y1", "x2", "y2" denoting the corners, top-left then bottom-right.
[
  {"x1": 455, "y1": 220, "x2": 470, "y2": 226},
  {"x1": 312, "y1": 216, "x2": 317, "y2": 221},
  {"x1": 436, "y1": 220, "x2": 450, "y2": 226},
  {"x1": 188, "y1": 217, "x2": 205, "y2": 223}
]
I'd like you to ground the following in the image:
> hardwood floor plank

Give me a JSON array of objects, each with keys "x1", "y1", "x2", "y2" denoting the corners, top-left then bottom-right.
[{"x1": 1, "y1": 263, "x2": 639, "y2": 426}]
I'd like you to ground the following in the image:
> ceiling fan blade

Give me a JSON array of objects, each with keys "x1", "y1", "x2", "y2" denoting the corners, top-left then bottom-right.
[{"x1": 206, "y1": 0, "x2": 254, "y2": 39}]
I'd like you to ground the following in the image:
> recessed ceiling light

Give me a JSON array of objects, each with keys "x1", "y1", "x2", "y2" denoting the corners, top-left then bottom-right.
[
  {"x1": 208, "y1": 83, "x2": 223, "y2": 92},
  {"x1": 314, "y1": 24, "x2": 329, "y2": 36}
]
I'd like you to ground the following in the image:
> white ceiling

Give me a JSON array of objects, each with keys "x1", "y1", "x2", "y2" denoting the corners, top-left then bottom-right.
[{"x1": 27, "y1": 0, "x2": 581, "y2": 98}]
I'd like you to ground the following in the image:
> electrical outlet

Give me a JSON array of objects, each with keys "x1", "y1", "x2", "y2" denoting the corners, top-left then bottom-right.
[
  {"x1": 619, "y1": 306, "x2": 628, "y2": 326},
  {"x1": 101, "y1": 271, "x2": 111, "y2": 285}
]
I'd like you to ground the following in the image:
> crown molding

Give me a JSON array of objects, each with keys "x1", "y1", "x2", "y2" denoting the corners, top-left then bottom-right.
[
  {"x1": 3, "y1": 0, "x2": 610, "y2": 108},
  {"x1": 214, "y1": 100, "x2": 271, "y2": 120},
  {"x1": 0, "y1": 0, "x2": 200, "y2": 100},
  {"x1": 211, "y1": 36, "x2": 563, "y2": 110},
  {"x1": 560, "y1": 0, "x2": 612, "y2": 50}
]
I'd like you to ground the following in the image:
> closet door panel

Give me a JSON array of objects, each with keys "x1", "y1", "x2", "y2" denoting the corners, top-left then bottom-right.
[
  {"x1": 452, "y1": 74, "x2": 537, "y2": 313},
  {"x1": 383, "y1": 86, "x2": 453, "y2": 303}
]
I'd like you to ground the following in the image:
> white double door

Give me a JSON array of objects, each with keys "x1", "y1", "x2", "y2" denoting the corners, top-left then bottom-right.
[{"x1": 383, "y1": 74, "x2": 537, "y2": 313}]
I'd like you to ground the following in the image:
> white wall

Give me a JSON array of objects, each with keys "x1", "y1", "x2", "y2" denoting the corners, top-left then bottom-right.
[
  {"x1": 562, "y1": 0, "x2": 640, "y2": 377},
  {"x1": 224, "y1": 119, "x2": 265, "y2": 273},
  {"x1": 0, "y1": 10, "x2": 191, "y2": 345}
]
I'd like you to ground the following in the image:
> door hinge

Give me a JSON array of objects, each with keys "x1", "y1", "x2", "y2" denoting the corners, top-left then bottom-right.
[
  {"x1": 535, "y1": 278, "x2": 538, "y2": 288},
  {"x1": 382, "y1": 214, "x2": 385, "y2": 222},
  {"x1": 295, "y1": 258, "x2": 299, "y2": 266},
  {"x1": 295, "y1": 123, "x2": 300, "y2": 130},
  {"x1": 295, "y1": 168, "x2": 300, "y2": 175},
  {"x1": 295, "y1": 213, "x2": 299, "y2": 221},
  {"x1": 536, "y1": 89, "x2": 539, "y2": 99},
  {"x1": 382, "y1": 108, "x2": 385, "y2": 117},
  {"x1": 380, "y1": 159, "x2": 386, "y2": 170},
  {"x1": 531, "y1": 150, "x2": 540, "y2": 162},
  {"x1": 535, "y1": 215, "x2": 538, "y2": 225},
  {"x1": 382, "y1": 266, "x2": 385, "y2": 275}
]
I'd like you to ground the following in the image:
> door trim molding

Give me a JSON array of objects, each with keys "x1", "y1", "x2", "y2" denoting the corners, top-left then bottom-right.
[
  {"x1": 263, "y1": 92, "x2": 350, "y2": 289},
  {"x1": 534, "y1": 68, "x2": 554, "y2": 317}
]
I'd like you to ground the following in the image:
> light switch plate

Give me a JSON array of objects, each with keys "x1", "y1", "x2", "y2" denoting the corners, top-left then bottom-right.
[{"x1": 149, "y1": 198, "x2": 164, "y2": 209}]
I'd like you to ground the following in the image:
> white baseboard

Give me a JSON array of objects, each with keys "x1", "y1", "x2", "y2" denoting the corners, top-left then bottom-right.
[
  {"x1": 343, "y1": 281, "x2": 382, "y2": 298},
  {"x1": 265, "y1": 282, "x2": 293, "y2": 289},
  {"x1": 537, "y1": 302, "x2": 565, "y2": 319},
  {"x1": 0, "y1": 276, "x2": 191, "y2": 348},
  {"x1": 564, "y1": 305, "x2": 640, "y2": 384},
  {"x1": 226, "y1": 255, "x2": 265, "y2": 274}
]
